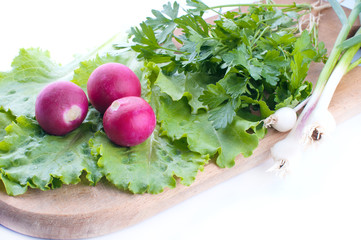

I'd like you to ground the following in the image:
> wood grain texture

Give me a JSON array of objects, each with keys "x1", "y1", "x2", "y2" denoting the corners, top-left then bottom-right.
[{"x1": 1, "y1": 1, "x2": 361, "y2": 239}]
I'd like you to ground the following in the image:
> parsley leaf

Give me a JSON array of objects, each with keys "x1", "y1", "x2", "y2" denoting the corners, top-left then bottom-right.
[{"x1": 128, "y1": 0, "x2": 326, "y2": 129}]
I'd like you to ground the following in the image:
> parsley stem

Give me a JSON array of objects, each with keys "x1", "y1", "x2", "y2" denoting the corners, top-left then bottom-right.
[
  {"x1": 207, "y1": 3, "x2": 312, "y2": 11},
  {"x1": 159, "y1": 46, "x2": 188, "y2": 54},
  {"x1": 251, "y1": 26, "x2": 270, "y2": 50}
]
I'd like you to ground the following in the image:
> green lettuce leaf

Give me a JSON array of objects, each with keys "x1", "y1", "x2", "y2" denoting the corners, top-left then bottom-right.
[
  {"x1": 0, "y1": 48, "x2": 80, "y2": 117},
  {"x1": 90, "y1": 129, "x2": 209, "y2": 194},
  {"x1": 158, "y1": 95, "x2": 266, "y2": 168},
  {"x1": 0, "y1": 171, "x2": 27, "y2": 196},
  {"x1": 0, "y1": 116, "x2": 102, "y2": 196},
  {"x1": 0, "y1": 107, "x2": 16, "y2": 140}
]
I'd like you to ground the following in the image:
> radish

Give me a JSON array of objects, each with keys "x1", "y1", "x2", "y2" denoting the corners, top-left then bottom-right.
[
  {"x1": 103, "y1": 96, "x2": 156, "y2": 147},
  {"x1": 87, "y1": 62, "x2": 141, "y2": 113},
  {"x1": 35, "y1": 81, "x2": 88, "y2": 136}
]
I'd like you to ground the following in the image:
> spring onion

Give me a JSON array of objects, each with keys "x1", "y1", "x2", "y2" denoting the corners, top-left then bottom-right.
[
  {"x1": 264, "y1": 107, "x2": 297, "y2": 132},
  {"x1": 269, "y1": 0, "x2": 361, "y2": 176}
]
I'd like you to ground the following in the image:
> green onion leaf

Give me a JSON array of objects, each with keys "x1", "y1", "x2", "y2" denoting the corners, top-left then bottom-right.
[
  {"x1": 338, "y1": 34, "x2": 361, "y2": 50},
  {"x1": 328, "y1": 0, "x2": 348, "y2": 25}
]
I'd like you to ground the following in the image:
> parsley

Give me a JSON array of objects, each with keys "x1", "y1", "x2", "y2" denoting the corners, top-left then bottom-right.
[{"x1": 121, "y1": 0, "x2": 326, "y2": 129}]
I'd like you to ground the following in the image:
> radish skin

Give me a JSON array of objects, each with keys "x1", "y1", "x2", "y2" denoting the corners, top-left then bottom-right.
[
  {"x1": 87, "y1": 63, "x2": 141, "y2": 113},
  {"x1": 35, "y1": 81, "x2": 88, "y2": 136},
  {"x1": 103, "y1": 96, "x2": 156, "y2": 147}
]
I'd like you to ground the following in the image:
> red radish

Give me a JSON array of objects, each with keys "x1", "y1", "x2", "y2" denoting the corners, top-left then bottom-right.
[
  {"x1": 35, "y1": 81, "x2": 88, "y2": 136},
  {"x1": 87, "y1": 63, "x2": 141, "y2": 113},
  {"x1": 103, "y1": 96, "x2": 156, "y2": 147}
]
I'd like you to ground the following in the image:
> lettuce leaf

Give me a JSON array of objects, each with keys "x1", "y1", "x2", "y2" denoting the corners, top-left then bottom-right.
[
  {"x1": 0, "y1": 116, "x2": 102, "y2": 195},
  {"x1": 0, "y1": 48, "x2": 78, "y2": 117},
  {"x1": 158, "y1": 95, "x2": 266, "y2": 168},
  {"x1": 0, "y1": 48, "x2": 214, "y2": 195},
  {"x1": 90, "y1": 129, "x2": 209, "y2": 194},
  {"x1": 0, "y1": 107, "x2": 16, "y2": 141}
]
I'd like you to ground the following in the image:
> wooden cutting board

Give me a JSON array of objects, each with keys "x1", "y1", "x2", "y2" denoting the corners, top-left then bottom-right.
[{"x1": 1, "y1": 1, "x2": 360, "y2": 239}]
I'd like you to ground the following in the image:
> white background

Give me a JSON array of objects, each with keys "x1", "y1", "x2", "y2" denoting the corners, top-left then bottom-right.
[{"x1": 1, "y1": 0, "x2": 361, "y2": 240}]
